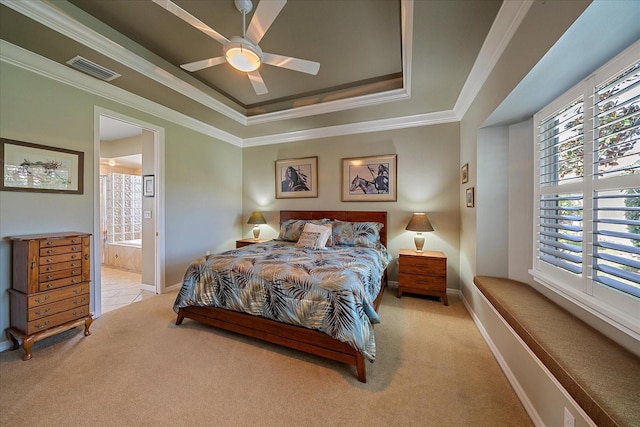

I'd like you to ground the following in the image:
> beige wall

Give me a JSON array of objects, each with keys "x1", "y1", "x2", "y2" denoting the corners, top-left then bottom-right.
[{"x1": 242, "y1": 123, "x2": 461, "y2": 286}]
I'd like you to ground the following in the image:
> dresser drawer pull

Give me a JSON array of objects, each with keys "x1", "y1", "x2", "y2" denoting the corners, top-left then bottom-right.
[
  {"x1": 73, "y1": 310, "x2": 85, "y2": 317},
  {"x1": 35, "y1": 295, "x2": 50, "y2": 303},
  {"x1": 46, "y1": 249, "x2": 53, "y2": 254},
  {"x1": 47, "y1": 241, "x2": 53, "y2": 246},
  {"x1": 46, "y1": 275, "x2": 53, "y2": 280},
  {"x1": 47, "y1": 284, "x2": 53, "y2": 289},
  {"x1": 35, "y1": 321, "x2": 50, "y2": 329},
  {"x1": 73, "y1": 298, "x2": 86, "y2": 305},
  {"x1": 71, "y1": 278, "x2": 77, "y2": 284},
  {"x1": 73, "y1": 287, "x2": 85, "y2": 294},
  {"x1": 47, "y1": 258, "x2": 53, "y2": 263},
  {"x1": 71, "y1": 262, "x2": 78, "y2": 267},
  {"x1": 45, "y1": 266, "x2": 53, "y2": 272},
  {"x1": 31, "y1": 260, "x2": 36, "y2": 269},
  {"x1": 84, "y1": 254, "x2": 89, "y2": 260},
  {"x1": 71, "y1": 239, "x2": 77, "y2": 243},
  {"x1": 71, "y1": 247, "x2": 78, "y2": 251},
  {"x1": 71, "y1": 270, "x2": 77, "y2": 275},
  {"x1": 71, "y1": 255, "x2": 77, "y2": 259},
  {"x1": 35, "y1": 308, "x2": 51, "y2": 316}
]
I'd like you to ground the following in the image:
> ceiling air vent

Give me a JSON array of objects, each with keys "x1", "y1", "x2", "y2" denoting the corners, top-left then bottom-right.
[{"x1": 66, "y1": 56, "x2": 120, "y2": 81}]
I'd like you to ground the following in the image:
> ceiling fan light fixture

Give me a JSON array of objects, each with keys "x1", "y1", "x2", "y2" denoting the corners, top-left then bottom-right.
[{"x1": 224, "y1": 37, "x2": 262, "y2": 72}]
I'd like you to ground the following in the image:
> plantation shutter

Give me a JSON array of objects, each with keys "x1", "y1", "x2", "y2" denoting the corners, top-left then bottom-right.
[
  {"x1": 537, "y1": 97, "x2": 585, "y2": 275},
  {"x1": 592, "y1": 61, "x2": 640, "y2": 298}
]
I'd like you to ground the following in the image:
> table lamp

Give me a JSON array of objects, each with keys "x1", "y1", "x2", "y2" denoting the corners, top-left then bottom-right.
[
  {"x1": 247, "y1": 211, "x2": 267, "y2": 240},
  {"x1": 405, "y1": 213, "x2": 434, "y2": 252}
]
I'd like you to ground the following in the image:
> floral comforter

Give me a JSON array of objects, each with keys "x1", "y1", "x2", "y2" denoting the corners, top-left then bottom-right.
[{"x1": 174, "y1": 241, "x2": 392, "y2": 362}]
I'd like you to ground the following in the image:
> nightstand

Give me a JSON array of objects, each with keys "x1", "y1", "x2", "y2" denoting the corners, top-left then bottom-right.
[
  {"x1": 397, "y1": 249, "x2": 448, "y2": 305},
  {"x1": 236, "y1": 238, "x2": 270, "y2": 248}
]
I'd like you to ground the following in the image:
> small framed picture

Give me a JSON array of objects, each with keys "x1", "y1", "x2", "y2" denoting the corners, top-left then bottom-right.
[
  {"x1": 461, "y1": 163, "x2": 469, "y2": 184},
  {"x1": 342, "y1": 154, "x2": 397, "y2": 202},
  {"x1": 466, "y1": 187, "x2": 475, "y2": 208},
  {"x1": 276, "y1": 156, "x2": 318, "y2": 198},
  {"x1": 143, "y1": 174, "x2": 155, "y2": 197}
]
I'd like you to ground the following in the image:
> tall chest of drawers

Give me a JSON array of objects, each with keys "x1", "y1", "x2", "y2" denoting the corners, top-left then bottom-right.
[{"x1": 6, "y1": 232, "x2": 93, "y2": 360}]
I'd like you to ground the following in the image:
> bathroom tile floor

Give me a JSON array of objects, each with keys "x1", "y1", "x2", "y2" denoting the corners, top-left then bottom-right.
[{"x1": 101, "y1": 266, "x2": 156, "y2": 313}]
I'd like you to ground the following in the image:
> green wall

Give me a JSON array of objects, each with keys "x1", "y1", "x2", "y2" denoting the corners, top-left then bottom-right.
[{"x1": 0, "y1": 62, "x2": 243, "y2": 339}]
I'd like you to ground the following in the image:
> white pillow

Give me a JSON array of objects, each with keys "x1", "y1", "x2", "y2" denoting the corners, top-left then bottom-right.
[
  {"x1": 303, "y1": 222, "x2": 332, "y2": 248},
  {"x1": 295, "y1": 231, "x2": 321, "y2": 249}
]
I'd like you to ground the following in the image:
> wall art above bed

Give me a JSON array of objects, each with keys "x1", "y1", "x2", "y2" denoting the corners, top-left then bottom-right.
[
  {"x1": 342, "y1": 154, "x2": 397, "y2": 202},
  {"x1": 275, "y1": 156, "x2": 318, "y2": 199},
  {"x1": 1, "y1": 138, "x2": 84, "y2": 194}
]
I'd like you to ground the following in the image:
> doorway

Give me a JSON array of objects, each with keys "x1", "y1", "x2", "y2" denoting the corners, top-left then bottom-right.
[{"x1": 93, "y1": 108, "x2": 164, "y2": 317}]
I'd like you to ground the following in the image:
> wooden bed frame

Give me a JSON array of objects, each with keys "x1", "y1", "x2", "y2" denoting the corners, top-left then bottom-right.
[{"x1": 175, "y1": 210, "x2": 388, "y2": 383}]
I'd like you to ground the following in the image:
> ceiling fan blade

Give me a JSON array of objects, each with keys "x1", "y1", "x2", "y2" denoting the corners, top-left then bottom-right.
[
  {"x1": 262, "y1": 53, "x2": 320, "y2": 75},
  {"x1": 152, "y1": 0, "x2": 229, "y2": 45},
  {"x1": 247, "y1": 70, "x2": 268, "y2": 95},
  {"x1": 245, "y1": 0, "x2": 287, "y2": 44},
  {"x1": 180, "y1": 56, "x2": 227, "y2": 72}
]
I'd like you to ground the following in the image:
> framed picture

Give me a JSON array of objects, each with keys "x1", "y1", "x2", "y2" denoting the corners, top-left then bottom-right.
[
  {"x1": 143, "y1": 175, "x2": 155, "y2": 197},
  {"x1": 466, "y1": 187, "x2": 475, "y2": 208},
  {"x1": 275, "y1": 156, "x2": 318, "y2": 198},
  {"x1": 342, "y1": 154, "x2": 397, "y2": 202},
  {"x1": 461, "y1": 163, "x2": 469, "y2": 184},
  {"x1": 1, "y1": 138, "x2": 84, "y2": 194}
]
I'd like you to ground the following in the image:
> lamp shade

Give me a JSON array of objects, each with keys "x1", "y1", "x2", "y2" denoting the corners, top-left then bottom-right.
[
  {"x1": 405, "y1": 213, "x2": 434, "y2": 232},
  {"x1": 247, "y1": 211, "x2": 266, "y2": 225}
]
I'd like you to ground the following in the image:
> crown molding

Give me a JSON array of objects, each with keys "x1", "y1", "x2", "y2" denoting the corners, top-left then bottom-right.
[
  {"x1": 1, "y1": 0, "x2": 528, "y2": 147},
  {"x1": 1, "y1": 0, "x2": 247, "y2": 124},
  {"x1": 454, "y1": 0, "x2": 533, "y2": 118},
  {"x1": 0, "y1": 40, "x2": 243, "y2": 147},
  {"x1": 2, "y1": 0, "x2": 414, "y2": 126},
  {"x1": 243, "y1": 110, "x2": 459, "y2": 147}
]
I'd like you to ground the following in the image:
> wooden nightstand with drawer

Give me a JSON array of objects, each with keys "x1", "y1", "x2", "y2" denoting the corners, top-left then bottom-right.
[{"x1": 397, "y1": 249, "x2": 448, "y2": 305}]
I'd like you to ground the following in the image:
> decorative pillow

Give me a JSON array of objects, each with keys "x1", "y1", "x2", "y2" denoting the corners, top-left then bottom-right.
[
  {"x1": 303, "y1": 222, "x2": 332, "y2": 248},
  {"x1": 276, "y1": 219, "x2": 331, "y2": 243},
  {"x1": 331, "y1": 221, "x2": 383, "y2": 248},
  {"x1": 295, "y1": 231, "x2": 322, "y2": 249},
  {"x1": 276, "y1": 219, "x2": 309, "y2": 242}
]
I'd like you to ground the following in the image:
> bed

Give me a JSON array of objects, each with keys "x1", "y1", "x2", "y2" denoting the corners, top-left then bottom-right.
[{"x1": 174, "y1": 210, "x2": 391, "y2": 382}]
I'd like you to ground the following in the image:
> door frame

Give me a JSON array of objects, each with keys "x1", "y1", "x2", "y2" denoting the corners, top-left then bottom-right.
[{"x1": 92, "y1": 106, "x2": 165, "y2": 317}]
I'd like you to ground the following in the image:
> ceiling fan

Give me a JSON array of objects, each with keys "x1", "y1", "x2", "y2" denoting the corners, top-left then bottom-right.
[{"x1": 152, "y1": 0, "x2": 320, "y2": 95}]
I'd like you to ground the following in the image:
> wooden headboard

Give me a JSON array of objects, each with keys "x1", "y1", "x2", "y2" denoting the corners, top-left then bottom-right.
[{"x1": 279, "y1": 210, "x2": 388, "y2": 247}]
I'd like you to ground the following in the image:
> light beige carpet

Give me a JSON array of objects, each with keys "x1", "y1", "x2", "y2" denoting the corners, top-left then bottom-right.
[{"x1": 1, "y1": 289, "x2": 532, "y2": 427}]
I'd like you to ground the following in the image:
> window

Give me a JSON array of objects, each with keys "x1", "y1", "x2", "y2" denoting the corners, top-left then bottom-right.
[{"x1": 533, "y1": 42, "x2": 639, "y2": 337}]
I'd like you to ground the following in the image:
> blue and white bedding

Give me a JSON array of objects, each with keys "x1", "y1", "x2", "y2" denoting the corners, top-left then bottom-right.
[{"x1": 174, "y1": 241, "x2": 392, "y2": 362}]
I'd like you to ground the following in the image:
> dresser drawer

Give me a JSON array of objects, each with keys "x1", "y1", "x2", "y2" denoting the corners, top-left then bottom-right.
[
  {"x1": 399, "y1": 272, "x2": 446, "y2": 290},
  {"x1": 399, "y1": 256, "x2": 446, "y2": 275},
  {"x1": 26, "y1": 305, "x2": 90, "y2": 335},
  {"x1": 28, "y1": 294, "x2": 90, "y2": 321},
  {"x1": 39, "y1": 267, "x2": 82, "y2": 284},
  {"x1": 40, "y1": 237, "x2": 84, "y2": 248},
  {"x1": 39, "y1": 244, "x2": 83, "y2": 257},
  {"x1": 28, "y1": 283, "x2": 90, "y2": 307},
  {"x1": 40, "y1": 260, "x2": 83, "y2": 274},
  {"x1": 38, "y1": 276, "x2": 85, "y2": 292},
  {"x1": 40, "y1": 252, "x2": 84, "y2": 265}
]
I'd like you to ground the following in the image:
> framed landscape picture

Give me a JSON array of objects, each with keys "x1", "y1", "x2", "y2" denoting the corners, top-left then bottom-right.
[
  {"x1": 275, "y1": 156, "x2": 318, "y2": 198},
  {"x1": 1, "y1": 138, "x2": 84, "y2": 194},
  {"x1": 342, "y1": 154, "x2": 397, "y2": 202}
]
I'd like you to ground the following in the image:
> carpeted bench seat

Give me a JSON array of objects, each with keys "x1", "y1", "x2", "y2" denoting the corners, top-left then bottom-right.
[{"x1": 473, "y1": 276, "x2": 640, "y2": 427}]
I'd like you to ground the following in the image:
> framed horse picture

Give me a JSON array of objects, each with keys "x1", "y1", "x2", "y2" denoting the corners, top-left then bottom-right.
[
  {"x1": 342, "y1": 154, "x2": 397, "y2": 202},
  {"x1": 275, "y1": 156, "x2": 318, "y2": 199}
]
